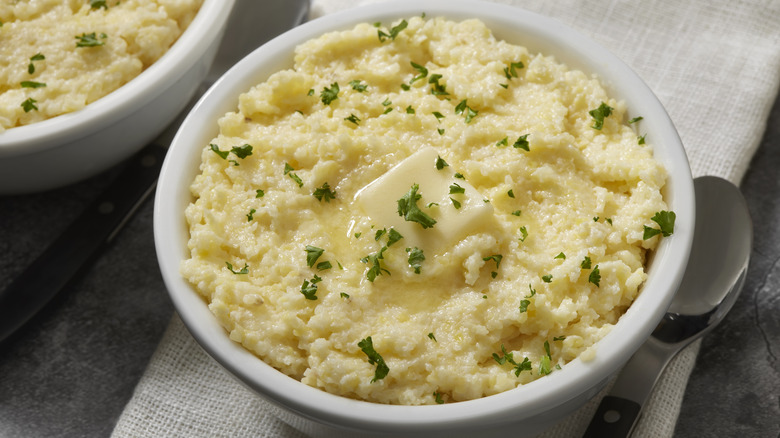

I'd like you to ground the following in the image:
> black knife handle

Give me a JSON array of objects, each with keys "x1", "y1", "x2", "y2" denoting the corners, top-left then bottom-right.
[
  {"x1": 0, "y1": 143, "x2": 167, "y2": 343},
  {"x1": 582, "y1": 395, "x2": 641, "y2": 438}
]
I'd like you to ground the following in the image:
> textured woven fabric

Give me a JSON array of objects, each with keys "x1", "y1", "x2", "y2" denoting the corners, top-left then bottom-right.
[{"x1": 111, "y1": 0, "x2": 780, "y2": 437}]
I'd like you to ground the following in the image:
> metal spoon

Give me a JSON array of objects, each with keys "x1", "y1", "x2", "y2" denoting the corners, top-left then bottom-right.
[{"x1": 583, "y1": 175, "x2": 753, "y2": 437}]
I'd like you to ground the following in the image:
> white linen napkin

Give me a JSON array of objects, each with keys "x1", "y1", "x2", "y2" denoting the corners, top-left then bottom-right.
[{"x1": 111, "y1": 0, "x2": 780, "y2": 436}]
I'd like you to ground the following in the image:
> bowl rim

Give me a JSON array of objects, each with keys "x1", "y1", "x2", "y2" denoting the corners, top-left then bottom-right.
[
  {"x1": 0, "y1": 0, "x2": 233, "y2": 157},
  {"x1": 155, "y1": 0, "x2": 695, "y2": 432}
]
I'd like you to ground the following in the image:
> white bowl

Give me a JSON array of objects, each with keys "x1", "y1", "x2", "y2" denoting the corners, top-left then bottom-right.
[
  {"x1": 0, "y1": 0, "x2": 235, "y2": 195},
  {"x1": 155, "y1": 1, "x2": 695, "y2": 437}
]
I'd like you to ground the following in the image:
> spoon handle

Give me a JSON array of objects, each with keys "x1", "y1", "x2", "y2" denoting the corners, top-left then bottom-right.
[{"x1": 582, "y1": 338, "x2": 676, "y2": 437}]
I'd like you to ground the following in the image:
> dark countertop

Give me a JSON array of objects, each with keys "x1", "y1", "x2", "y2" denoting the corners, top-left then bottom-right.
[{"x1": 1, "y1": 42, "x2": 779, "y2": 438}]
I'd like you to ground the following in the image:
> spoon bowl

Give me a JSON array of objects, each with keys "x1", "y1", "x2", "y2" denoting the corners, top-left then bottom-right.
[{"x1": 584, "y1": 175, "x2": 753, "y2": 437}]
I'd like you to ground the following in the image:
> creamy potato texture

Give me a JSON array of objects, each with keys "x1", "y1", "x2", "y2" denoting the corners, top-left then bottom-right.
[
  {"x1": 182, "y1": 17, "x2": 670, "y2": 405},
  {"x1": 0, "y1": 0, "x2": 202, "y2": 131}
]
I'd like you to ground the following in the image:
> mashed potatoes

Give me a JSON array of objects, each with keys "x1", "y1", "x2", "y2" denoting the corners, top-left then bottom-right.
[
  {"x1": 181, "y1": 16, "x2": 671, "y2": 405},
  {"x1": 0, "y1": 0, "x2": 202, "y2": 131}
]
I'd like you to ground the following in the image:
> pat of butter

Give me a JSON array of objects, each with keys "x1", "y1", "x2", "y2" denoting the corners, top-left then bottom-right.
[{"x1": 354, "y1": 147, "x2": 494, "y2": 255}]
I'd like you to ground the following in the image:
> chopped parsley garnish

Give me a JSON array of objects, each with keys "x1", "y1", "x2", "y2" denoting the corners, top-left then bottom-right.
[
  {"x1": 429, "y1": 74, "x2": 448, "y2": 96},
  {"x1": 454, "y1": 172, "x2": 465, "y2": 180},
  {"x1": 450, "y1": 198, "x2": 461, "y2": 209},
  {"x1": 554, "y1": 336, "x2": 567, "y2": 341},
  {"x1": 555, "y1": 252, "x2": 566, "y2": 260},
  {"x1": 231, "y1": 144, "x2": 253, "y2": 159},
  {"x1": 246, "y1": 208, "x2": 256, "y2": 221},
  {"x1": 435, "y1": 155, "x2": 449, "y2": 170},
  {"x1": 307, "y1": 88, "x2": 315, "y2": 96},
  {"x1": 507, "y1": 189, "x2": 515, "y2": 198},
  {"x1": 539, "y1": 341, "x2": 553, "y2": 375},
  {"x1": 410, "y1": 61, "x2": 428, "y2": 84},
  {"x1": 21, "y1": 81, "x2": 46, "y2": 88},
  {"x1": 406, "y1": 247, "x2": 425, "y2": 274},
  {"x1": 482, "y1": 254, "x2": 503, "y2": 269},
  {"x1": 382, "y1": 98, "x2": 392, "y2": 107},
  {"x1": 387, "y1": 228, "x2": 404, "y2": 247},
  {"x1": 305, "y1": 245, "x2": 325, "y2": 268},
  {"x1": 300, "y1": 276, "x2": 320, "y2": 300},
  {"x1": 90, "y1": 0, "x2": 108, "y2": 9},
  {"x1": 449, "y1": 183, "x2": 465, "y2": 195},
  {"x1": 27, "y1": 53, "x2": 45, "y2": 74},
  {"x1": 581, "y1": 256, "x2": 592, "y2": 269},
  {"x1": 628, "y1": 116, "x2": 644, "y2": 124},
  {"x1": 283, "y1": 163, "x2": 303, "y2": 187},
  {"x1": 377, "y1": 19, "x2": 408, "y2": 42},
  {"x1": 345, "y1": 114, "x2": 360, "y2": 125},
  {"x1": 496, "y1": 137, "x2": 508, "y2": 147},
  {"x1": 493, "y1": 344, "x2": 532, "y2": 376},
  {"x1": 401, "y1": 83, "x2": 411, "y2": 91},
  {"x1": 210, "y1": 144, "x2": 228, "y2": 159},
  {"x1": 437, "y1": 128, "x2": 445, "y2": 135},
  {"x1": 519, "y1": 299, "x2": 531, "y2": 313},
  {"x1": 432, "y1": 111, "x2": 445, "y2": 122},
  {"x1": 433, "y1": 391, "x2": 444, "y2": 404},
  {"x1": 75, "y1": 32, "x2": 107, "y2": 47},
  {"x1": 358, "y1": 336, "x2": 389, "y2": 382},
  {"x1": 349, "y1": 79, "x2": 367, "y2": 92},
  {"x1": 340, "y1": 292, "x2": 350, "y2": 299},
  {"x1": 428, "y1": 332, "x2": 437, "y2": 342},
  {"x1": 225, "y1": 262, "x2": 248, "y2": 275},
  {"x1": 361, "y1": 247, "x2": 389, "y2": 282},
  {"x1": 454, "y1": 99, "x2": 478, "y2": 123},
  {"x1": 313, "y1": 182, "x2": 336, "y2": 202},
  {"x1": 511, "y1": 210, "x2": 522, "y2": 216},
  {"x1": 255, "y1": 189, "x2": 265, "y2": 198},
  {"x1": 542, "y1": 274, "x2": 553, "y2": 283},
  {"x1": 397, "y1": 183, "x2": 437, "y2": 229},
  {"x1": 638, "y1": 134, "x2": 647, "y2": 145},
  {"x1": 518, "y1": 225, "x2": 528, "y2": 241},
  {"x1": 589, "y1": 265, "x2": 601, "y2": 287},
  {"x1": 317, "y1": 261, "x2": 332, "y2": 271},
  {"x1": 513, "y1": 134, "x2": 530, "y2": 151},
  {"x1": 643, "y1": 210, "x2": 676, "y2": 239},
  {"x1": 404, "y1": 105, "x2": 414, "y2": 114},
  {"x1": 374, "y1": 228, "x2": 387, "y2": 241},
  {"x1": 589, "y1": 102, "x2": 613, "y2": 130},
  {"x1": 210, "y1": 144, "x2": 252, "y2": 164},
  {"x1": 320, "y1": 82, "x2": 339, "y2": 105},
  {"x1": 504, "y1": 61, "x2": 525, "y2": 79},
  {"x1": 21, "y1": 98, "x2": 38, "y2": 112}
]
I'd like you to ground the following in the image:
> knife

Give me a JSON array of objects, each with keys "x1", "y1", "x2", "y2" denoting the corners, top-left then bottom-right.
[{"x1": 0, "y1": 0, "x2": 310, "y2": 343}]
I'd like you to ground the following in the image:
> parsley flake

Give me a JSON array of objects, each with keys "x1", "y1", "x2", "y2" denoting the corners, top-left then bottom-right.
[
  {"x1": 300, "y1": 277, "x2": 319, "y2": 300},
  {"x1": 358, "y1": 337, "x2": 389, "y2": 382},
  {"x1": 246, "y1": 208, "x2": 256, "y2": 221},
  {"x1": 305, "y1": 245, "x2": 325, "y2": 268},
  {"x1": 643, "y1": 210, "x2": 676, "y2": 239},
  {"x1": 482, "y1": 254, "x2": 503, "y2": 270},
  {"x1": 433, "y1": 391, "x2": 444, "y2": 404},
  {"x1": 435, "y1": 155, "x2": 449, "y2": 170},
  {"x1": 429, "y1": 74, "x2": 448, "y2": 96},
  {"x1": 313, "y1": 182, "x2": 336, "y2": 202},
  {"x1": 377, "y1": 19, "x2": 408, "y2": 42},
  {"x1": 21, "y1": 98, "x2": 38, "y2": 112},
  {"x1": 345, "y1": 113, "x2": 361, "y2": 125},
  {"x1": 27, "y1": 53, "x2": 45, "y2": 74},
  {"x1": 20, "y1": 81, "x2": 46, "y2": 89},
  {"x1": 504, "y1": 61, "x2": 525, "y2": 79},
  {"x1": 283, "y1": 163, "x2": 303, "y2": 187},
  {"x1": 226, "y1": 262, "x2": 248, "y2": 275},
  {"x1": 349, "y1": 79, "x2": 367, "y2": 92},
  {"x1": 507, "y1": 189, "x2": 515, "y2": 198},
  {"x1": 496, "y1": 137, "x2": 508, "y2": 147},
  {"x1": 317, "y1": 261, "x2": 333, "y2": 271},
  {"x1": 589, "y1": 265, "x2": 601, "y2": 287},
  {"x1": 406, "y1": 247, "x2": 425, "y2": 274},
  {"x1": 428, "y1": 332, "x2": 437, "y2": 342},
  {"x1": 542, "y1": 274, "x2": 553, "y2": 283},
  {"x1": 320, "y1": 82, "x2": 340, "y2": 105},
  {"x1": 397, "y1": 184, "x2": 437, "y2": 229},
  {"x1": 410, "y1": 61, "x2": 428, "y2": 84},
  {"x1": 581, "y1": 256, "x2": 592, "y2": 269},
  {"x1": 518, "y1": 225, "x2": 528, "y2": 241},
  {"x1": 589, "y1": 102, "x2": 613, "y2": 130},
  {"x1": 555, "y1": 252, "x2": 566, "y2": 260},
  {"x1": 255, "y1": 189, "x2": 265, "y2": 198},
  {"x1": 450, "y1": 198, "x2": 461, "y2": 209},
  {"x1": 75, "y1": 32, "x2": 107, "y2": 48},
  {"x1": 449, "y1": 183, "x2": 465, "y2": 195},
  {"x1": 628, "y1": 116, "x2": 644, "y2": 124},
  {"x1": 454, "y1": 99, "x2": 478, "y2": 123},
  {"x1": 513, "y1": 134, "x2": 530, "y2": 151}
]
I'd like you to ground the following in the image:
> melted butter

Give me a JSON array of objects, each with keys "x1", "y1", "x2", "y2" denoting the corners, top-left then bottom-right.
[{"x1": 354, "y1": 147, "x2": 494, "y2": 255}]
